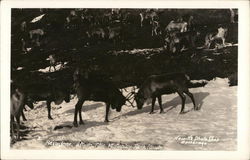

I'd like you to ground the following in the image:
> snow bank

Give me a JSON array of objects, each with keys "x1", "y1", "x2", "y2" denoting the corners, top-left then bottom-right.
[{"x1": 12, "y1": 78, "x2": 237, "y2": 150}]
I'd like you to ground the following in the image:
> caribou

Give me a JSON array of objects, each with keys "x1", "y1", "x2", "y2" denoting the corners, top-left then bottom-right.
[
  {"x1": 135, "y1": 73, "x2": 198, "y2": 114},
  {"x1": 72, "y1": 68, "x2": 126, "y2": 127}
]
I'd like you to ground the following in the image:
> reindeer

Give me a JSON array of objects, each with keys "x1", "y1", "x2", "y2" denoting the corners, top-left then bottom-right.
[
  {"x1": 164, "y1": 30, "x2": 201, "y2": 53},
  {"x1": 151, "y1": 20, "x2": 161, "y2": 36},
  {"x1": 106, "y1": 26, "x2": 121, "y2": 45},
  {"x1": 86, "y1": 27, "x2": 105, "y2": 44},
  {"x1": 165, "y1": 20, "x2": 188, "y2": 33},
  {"x1": 11, "y1": 84, "x2": 25, "y2": 141},
  {"x1": 204, "y1": 26, "x2": 228, "y2": 49},
  {"x1": 29, "y1": 29, "x2": 45, "y2": 47},
  {"x1": 135, "y1": 73, "x2": 199, "y2": 114},
  {"x1": 23, "y1": 81, "x2": 70, "y2": 120},
  {"x1": 72, "y1": 68, "x2": 126, "y2": 127}
]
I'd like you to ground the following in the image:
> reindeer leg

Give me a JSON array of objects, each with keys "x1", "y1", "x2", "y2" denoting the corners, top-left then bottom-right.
[
  {"x1": 79, "y1": 100, "x2": 85, "y2": 125},
  {"x1": 15, "y1": 115, "x2": 20, "y2": 140},
  {"x1": 184, "y1": 90, "x2": 197, "y2": 110},
  {"x1": 11, "y1": 115, "x2": 15, "y2": 142},
  {"x1": 149, "y1": 97, "x2": 156, "y2": 114},
  {"x1": 73, "y1": 105, "x2": 79, "y2": 127},
  {"x1": 177, "y1": 91, "x2": 186, "y2": 114},
  {"x1": 21, "y1": 110, "x2": 27, "y2": 121},
  {"x1": 47, "y1": 100, "x2": 53, "y2": 120},
  {"x1": 49, "y1": 66, "x2": 51, "y2": 72},
  {"x1": 154, "y1": 28, "x2": 157, "y2": 36},
  {"x1": 222, "y1": 37, "x2": 226, "y2": 47},
  {"x1": 53, "y1": 65, "x2": 56, "y2": 72},
  {"x1": 73, "y1": 99, "x2": 84, "y2": 127},
  {"x1": 158, "y1": 96, "x2": 164, "y2": 113},
  {"x1": 104, "y1": 103, "x2": 110, "y2": 122}
]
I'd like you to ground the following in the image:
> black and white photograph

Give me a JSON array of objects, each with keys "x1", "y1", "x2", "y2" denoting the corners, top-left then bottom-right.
[{"x1": 1, "y1": 0, "x2": 249, "y2": 160}]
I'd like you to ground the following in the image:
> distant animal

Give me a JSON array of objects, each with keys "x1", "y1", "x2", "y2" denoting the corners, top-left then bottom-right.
[
  {"x1": 23, "y1": 81, "x2": 70, "y2": 120},
  {"x1": 164, "y1": 30, "x2": 200, "y2": 53},
  {"x1": 135, "y1": 73, "x2": 198, "y2": 114},
  {"x1": 151, "y1": 20, "x2": 161, "y2": 36},
  {"x1": 229, "y1": 9, "x2": 236, "y2": 23},
  {"x1": 165, "y1": 20, "x2": 188, "y2": 33},
  {"x1": 11, "y1": 85, "x2": 25, "y2": 141},
  {"x1": 66, "y1": 10, "x2": 78, "y2": 23},
  {"x1": 187, "y1": 15, "x2": 195, "y2": 31},
  {"x1": 72, "y1": 68, "x2": 126, "y2": 127},
  {"x1": 140, "y1": 10, "x2": 158, "y2": 27},
  {"x1": 86, "y1": 28, "x2": 105, "y2": 40},
  {"x1": 102, "y1": 12, "x2": 113, "y2": 24},
  {"x1": 29, "y1": 29, "x2": 45, "y2": 47},
  {"x1": 139, "y1": 13, "x2": 144, "y2": 27},
  {"x1": 106, "y1": 26, "x2": 121, "y2": 44},
  {"x1": 164, "y1": 32, "x2": 180, "y2": 53},
  {"x1": 20, "y1": 21, "x2": 27, "y2": 32},
  {"x1": 29, "y1": 29, "x2": 45, "y2": 39},
  {"x1": 21, "y1": 38, "x2": 27, "y2": 53},
  {"x1": 204, "y1": 26, "x2": 228, "y2": 49}
]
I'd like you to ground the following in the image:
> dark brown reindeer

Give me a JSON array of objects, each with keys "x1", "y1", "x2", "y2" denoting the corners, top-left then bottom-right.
[
  {"x1": 23, "y1": 81, "x2": 70, "y2": 120},
  {"x1": 135, "y1": 73, "x2": 200, "y2": 114},
  {"x1": 72, "y1": 68, "x2": 126, "y2": 127},
  {"x1": 11, "y1": 84, "x2": 26, "y2": 141}
]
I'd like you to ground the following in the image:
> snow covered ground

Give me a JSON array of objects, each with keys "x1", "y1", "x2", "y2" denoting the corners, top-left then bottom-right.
[{"x1": 11, "y1": 78, "x2": 237, "y2": 150}]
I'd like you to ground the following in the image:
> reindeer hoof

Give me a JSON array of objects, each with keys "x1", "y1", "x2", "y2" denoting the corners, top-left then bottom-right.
[
  {"x1": 48, "y1": 116, "x2": 53, "y2": 120},
  {"x1": 11, "y1": 139, "x2": 16, "y2": 144},
  {"x1": 79, "y1": 121, "x2": 84, "y2": 125},
  {"x1": 160, "y1": 110, "x2": 165, "y2": 114},
  {"x1": 23, "y1": 118, "x2": 27, "y2": 121},
  {"x1": 104, "y1": 119, "x2": 109, "y2": 123},
  {"x1": 73, "y1": 122, "x2": 78, "y2": 127},
  {"x1": 149, "y1": 111, "x2": 155, "y2": 114},
  {"x1": 179, "y1": 111, "x2": 185, "y2": 114}
]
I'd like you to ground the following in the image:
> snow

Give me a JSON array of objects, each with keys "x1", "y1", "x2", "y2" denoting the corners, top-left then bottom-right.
[
  {"x1": 12, "y1": 78, "x2": 237, "y2": 150},
  {"x1": 38, "y1": 63, "x2": 66, "y2": 73},
  {"x1": 17, "y1": 67, "x2": 24, "y2": 70},
  {"x1": 30, "y1": 14, "x2": 46, "y2": 23}
]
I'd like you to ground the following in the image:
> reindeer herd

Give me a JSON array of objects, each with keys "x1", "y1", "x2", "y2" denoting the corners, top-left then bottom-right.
[
  {"x1": 10, "y1": 67, "x2": 207, "y2": 143},
  {"x1": 17, "y1": 9, "x2": 235, "y2": 56},
  {"x1": 11, "y1": 9, "x2": 236, "y2": 143}
]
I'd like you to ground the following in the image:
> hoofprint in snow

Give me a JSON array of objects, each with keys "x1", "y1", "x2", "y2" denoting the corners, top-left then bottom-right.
[{"x1": 12, "y1": 78, "x2": 237, "y2": 150}]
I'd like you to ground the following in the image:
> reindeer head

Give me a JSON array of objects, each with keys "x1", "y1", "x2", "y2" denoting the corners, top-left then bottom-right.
[
  {"x1": 111, "y1": 90, "x2": 126, "y2": 112},
  {"x1": 53, "y1": 86, "x2": 71, "y2": 105},
  {"x1": 134, "y1": 90, "x2": 145, "y2": 110}
]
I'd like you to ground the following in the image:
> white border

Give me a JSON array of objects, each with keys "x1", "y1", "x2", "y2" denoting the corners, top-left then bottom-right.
[{"x1": 1, "y1": 0, "x2": 250, "y2": 159}]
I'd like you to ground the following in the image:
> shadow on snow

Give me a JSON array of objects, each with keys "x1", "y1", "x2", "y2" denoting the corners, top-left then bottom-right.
[{"x1": 122, "y1": 92, "x2": 209, "y2": 117}]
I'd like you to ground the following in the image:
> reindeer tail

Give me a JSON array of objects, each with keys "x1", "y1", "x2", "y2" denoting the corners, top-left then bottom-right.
[
  {"x1": 184, "y1": 74, "x2": 207, "y2": 88},
  {"x1": 188, "y1": 80, "x2": 207, "y2": 88}
]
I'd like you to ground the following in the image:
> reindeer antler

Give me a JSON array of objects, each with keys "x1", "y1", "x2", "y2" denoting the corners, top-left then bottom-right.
[
  {"x1": 123, "y1": 86, "x2": 137, "y2": 108},
  {"x1": 126, "y1": 98, "x2": 136, "y2": 108}
]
